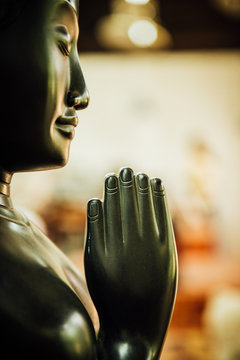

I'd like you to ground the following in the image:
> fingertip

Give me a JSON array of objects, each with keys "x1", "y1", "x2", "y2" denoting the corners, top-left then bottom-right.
[
  {"x1": 119, "y1": 167, "x2": 134, "y2": 184},
  {"x1": 86, "y1": 199, "x2": 104, "y2": 257},
  {"x1": 105, "y1": 173, "x2": 118, "y2": 194},
  {"x1": 151, "y1": 177, "x2": 165, "y2": 196},
  {"x1": 105, "y1": 172, "x2": 115, "y2": 181},
  {"x1": 136, "y1": 173, "x2": 149, "y2": 193},
  {"x1": 87, "y1": 198, "x2": 102, "y2": 221}
]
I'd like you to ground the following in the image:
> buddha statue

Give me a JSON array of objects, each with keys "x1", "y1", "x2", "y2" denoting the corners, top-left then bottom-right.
[{"x1": 0, "y1": 0, "x2": 178, "y2": 359}]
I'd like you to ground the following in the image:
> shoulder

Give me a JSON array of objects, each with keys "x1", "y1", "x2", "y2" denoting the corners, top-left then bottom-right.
[
  {"x1": 0, "y1": 303, "x2": 98, "y2": 360},
  {"x1": 0, "y1": 244, "x2": 98, "y2": 359},
  {"x1": 0, "y1": 208, "x2": 98, "y2": 359}
]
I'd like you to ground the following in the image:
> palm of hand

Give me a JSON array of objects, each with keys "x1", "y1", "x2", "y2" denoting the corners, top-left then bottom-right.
[{"x1": 84, "y1": 168, "x2": 178, "y2": 357}]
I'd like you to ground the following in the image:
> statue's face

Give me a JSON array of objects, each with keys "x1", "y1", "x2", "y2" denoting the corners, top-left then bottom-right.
[{"x1": 0, "y1": 0, "x2": 89, "y2": 172}]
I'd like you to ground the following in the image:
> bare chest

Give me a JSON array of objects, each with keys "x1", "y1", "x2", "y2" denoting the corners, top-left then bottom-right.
[{"x1": 0, "y1": 214, "x2": 97, "y2": 359}]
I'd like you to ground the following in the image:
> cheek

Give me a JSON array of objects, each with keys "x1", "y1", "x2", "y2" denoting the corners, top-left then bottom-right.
[{"x1": 49, "y1": 47, "x2": 70, "y2": 116}]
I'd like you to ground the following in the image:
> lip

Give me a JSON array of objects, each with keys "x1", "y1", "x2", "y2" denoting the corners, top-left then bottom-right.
[{"x1": 55, "y1": 112, "x2": 79, "y2": 140}]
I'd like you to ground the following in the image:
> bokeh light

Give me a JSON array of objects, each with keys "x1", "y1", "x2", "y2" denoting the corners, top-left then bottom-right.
[{"x1": 128, "y1": 19, "x2": 158, "y2": 47}]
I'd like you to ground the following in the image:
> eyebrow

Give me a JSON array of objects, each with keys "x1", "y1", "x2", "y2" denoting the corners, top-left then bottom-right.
[{"x1": 54, "y1": 1, "x2": 79, "y2": 40}]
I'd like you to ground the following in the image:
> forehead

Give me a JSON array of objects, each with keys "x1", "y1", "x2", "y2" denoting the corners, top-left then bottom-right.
[
  {"x1": 49, "y1": 0, "x2": 79, "y2": 29},
  {"x1": 65, "y1": 0, "x2": 79, "y2": 15},
  {"x1": 51, "y1": 1, "x2": 79, "y2": 38}
]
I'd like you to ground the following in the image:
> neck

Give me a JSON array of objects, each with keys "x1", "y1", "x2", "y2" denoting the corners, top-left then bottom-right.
[{"x1": 0, "y1": 169, "x2": 12, "y2": 205}]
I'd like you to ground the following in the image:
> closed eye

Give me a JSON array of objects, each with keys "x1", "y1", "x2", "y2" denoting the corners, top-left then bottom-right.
[
  {"x1": 54, "y1": 24, "x2": 71, "y2": 57},
  {"x1": 58, "y1": 40, "x2": 70, "y2": 56}
]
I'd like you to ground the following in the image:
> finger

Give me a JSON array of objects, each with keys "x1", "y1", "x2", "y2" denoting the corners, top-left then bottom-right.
[
  {"x1": 136, "y1": 173, "x2": 157, "y2": 237},
  {"x1": 150, "y1": 178, "x2": 174, "y2": 244},
  {"x1": 119, "y1": 167, "x2": 140, "y2": 244},
  {"x1": 85, "y1": 199, "x2": 105, "y2": 258},
  {"x1": 104, "y1": 174, "x2": 123, "y2": 252}
]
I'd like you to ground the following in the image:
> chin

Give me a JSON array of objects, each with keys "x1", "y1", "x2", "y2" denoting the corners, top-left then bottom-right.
[
  {"x1": 37, "y1": 146, "x2": 70, "y2": 171},
  {"x1": 46, "y1": 129, "x2": 72, "y2": 168},
  {"x1": 52, "y1": 142, "x2": 71, "y2": 167},
  {"x1": 33, "y1": 133, "x2": 72, "y2": 171},
  {"x1": 4, "y1": 145, "x2": 70, "y2": 173},
  {"x1": 49, "y1": 154, "x2": 69, "y2": 169}
]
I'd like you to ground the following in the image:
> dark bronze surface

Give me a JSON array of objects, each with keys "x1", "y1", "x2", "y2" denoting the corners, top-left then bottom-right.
[
  {"x1": 85, "y1": 170, "x2": 178, "y2": 359},
  {"x1": 0, "y1": 0, "x2": 178, "y2": 358}
]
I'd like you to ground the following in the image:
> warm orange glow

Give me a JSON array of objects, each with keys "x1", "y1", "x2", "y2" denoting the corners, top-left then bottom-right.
[{"x1": 125, "y1": 0, "x2": 150, "y2": 4}]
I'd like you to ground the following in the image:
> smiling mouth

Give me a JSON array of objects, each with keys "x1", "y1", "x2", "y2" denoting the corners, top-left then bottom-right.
[{"x1": 55, "y1": 112, "x2": 79, "y2": 140}]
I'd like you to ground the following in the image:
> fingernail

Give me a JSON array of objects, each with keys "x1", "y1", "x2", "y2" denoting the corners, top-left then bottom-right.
[
  {"x1": 152, "y1": 178, "x2": 164, "y2": 193},
  {"x1": 120, "y1": 168, "x2": 133, "y2": 183},
  {"x1": 137, "y1": 173, "x2": 149, "y2": 190},
  {"x1": 88, "y1": 200, "x2": 99, "y2": 217},
  {"x1": 106, "y1": 175, "x2": 118, "y2": 189}
]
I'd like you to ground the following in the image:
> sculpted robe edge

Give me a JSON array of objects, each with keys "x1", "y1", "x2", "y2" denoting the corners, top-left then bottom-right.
[{"x1": 0, "y1": 1, "x2": 178, "y2": 359}]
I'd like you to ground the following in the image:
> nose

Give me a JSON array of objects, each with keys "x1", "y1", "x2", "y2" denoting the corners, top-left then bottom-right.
[
  {"x1": 67, "y1": 51, "x2": 90, "y2": 110},
  {"x1": 67, "y1": 88, "x2": 89, "y2": 110}
]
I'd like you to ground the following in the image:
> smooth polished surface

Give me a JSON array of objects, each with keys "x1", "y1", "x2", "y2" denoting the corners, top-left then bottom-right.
[
  {"x1": 0, "y1": 0, "x2": 177, "y2": 359},
  {"x1": 85, "y1": 168, "x2": 178, "y2": 359},
  {"x1": 0, "y1": 0, "x2": 89, "y2": 174}
]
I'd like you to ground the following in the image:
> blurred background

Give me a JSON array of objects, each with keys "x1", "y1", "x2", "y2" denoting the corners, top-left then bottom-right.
[{"x1": 12, "y1": 0, "x2": 240, "y2": 359}]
